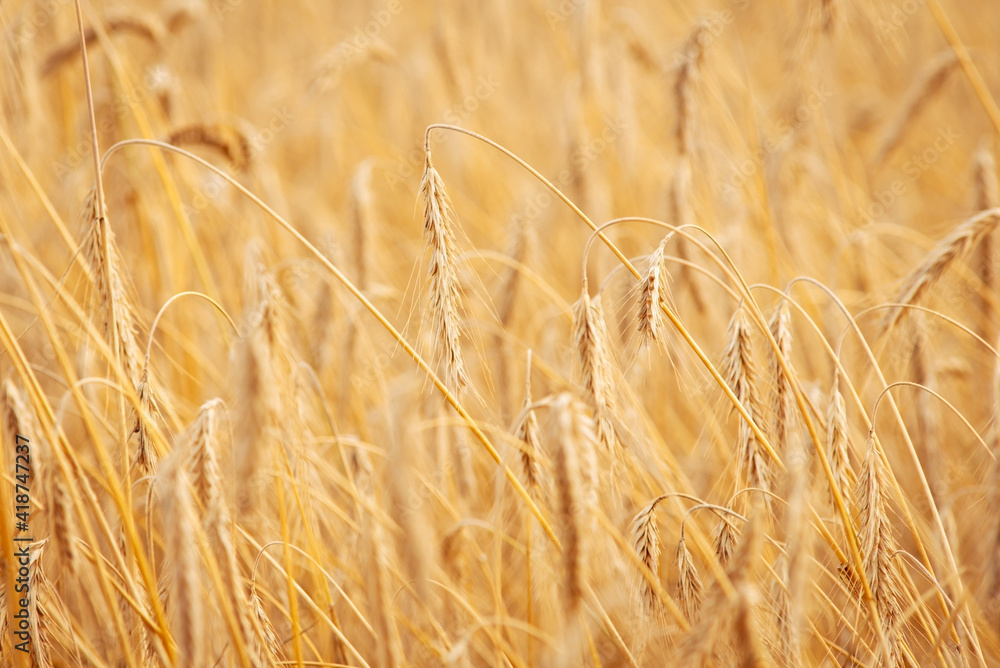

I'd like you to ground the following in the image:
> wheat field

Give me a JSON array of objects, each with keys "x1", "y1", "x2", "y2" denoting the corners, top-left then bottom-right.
[{"x1": 2, "y1": 0, "x2": 1000, "y2": 666}]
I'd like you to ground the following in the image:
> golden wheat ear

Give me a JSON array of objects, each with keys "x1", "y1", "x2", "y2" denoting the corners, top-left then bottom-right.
[{"x1": 419, "y1": 150, "x2": 470, "y2": 396}]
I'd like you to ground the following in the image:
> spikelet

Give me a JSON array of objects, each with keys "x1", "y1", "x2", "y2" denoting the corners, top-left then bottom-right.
[
  {"x1": 673, "y1": 21, "x2": 707, "y2": 156},
  {"x1": 873, "y1": 51, "x2": 957, "y2": 166},
  {"x1": 350, "y1": 160, "x2": 378, "y2": 291},
  {"x1": 676, "y1": 525, "x2": 704, "y2": 622},
  {"x1": 26, "y1": 543, "x2": 52, "y2": 668},
  {"x1": 713, "y1": 512, "x2": 741, "y2": 568},
  {"x1": 129, "y1": 368, "x2": 160, "y2": 476},
  {"x1": 827, "y1": 367, "x2": 856, "y2": 507},
  {"x1": 974, "y1": 143, "x2": 1000, "y2": 338},
  {"x1": 629, "y1": 496, "x2": 665, "y2": 613},
  {"x1": 165, "y1": 122, "x2": 253, "y2": 170},
  {"x1": 637, "y1": 238, "x2": 671, "y2": 345},
  {"x1": 81, "y1": 189, "x2": 144, "y2": 387},
  {"x1": 670, "y1": 21, "x2": 709, "y2": 314},
  {"x1": 781, "y1": 444, "x2": 811, "y2": 666},
  {"x1": 768, "y1": 300, "x2": 796, "y2": 457},
  {"x1": 232, "y1": 267, "x2": 286, "y2": 516},
  {"x1": 158, "y1": 454, "x2": 205, "y2": 666},
  {"x1": 572, "y1": 286, "x2": 620, "y2": 452},
  {"x1": 884, "y1": 209, "x2": 1000, "y2": 333},
  {"x1": 513, "y1": 352, "x2": 544, "y2": 495},
  {"x1": 855, "y1": 437, "x2": 904, "y2": 666},
  {"x1": 721, "y1": 306, "x2": 771, "y2": 499},
  {"x1": 185, "y1": 399, "x2": 226, "y2": 530},
  {"x1": 549, "y1": 393, "x2": 595, "y2": 613},
  {"x1": 733, "y1": 582, "x2": 769, "y2": 668},
  {"x1": 983, "y1": 460, "x2": 1000, "y2": 628},
  {"x1": 4, "y1": 383, "x2": 78, "y2": 577},
  {"x1": 910, "y1": 319, "x2": 945, "y2": 505},
  {"x1": 310, "y1": 36, "x2": 396, "y2": 95},
  {"x1": 366, "y1": 512, "x2": 403, "y2": 667},
  {"x1": 248, "y1": 584, "x2": 284, "y2": 664},
  {"x1": 40, "y1": 8, "x2": 166, "y2": 76},
  {"x1": 419, "y1": 150, "x2": 470, "y2": 395}
]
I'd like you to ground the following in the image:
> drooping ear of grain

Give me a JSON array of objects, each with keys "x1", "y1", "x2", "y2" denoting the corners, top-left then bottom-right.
[
  {"x1": 779, "y1": 443, "x2": 811, "y2": 666},
  {"x1": 232, "y1": 268, "x2": 287, "y2": 516},
  {"x1": 40, "y1": 8, "x2": 166, "y2": 76},
  {"x1": 855, "y1": 437, "x2": 905, "y2": 666},
  {"x1": 637, "y1": 237, "x2": 670, "y2": 346},
  {"x1": 513, "y1": 352, "x2": 545, "y2": 495},
  {"x1": 675, "y1": 525, "x2": 704, "y2": 623},
  {"x1": 165, "y1": 122, "x2": 253, "y2": 170},
  {"x1": 129, "y1": 368, "x2": 159, "y2": 476},
  {"x1": 768, "y1": 300, "x2": 796, "y2": 458},
  {"x1": 248, "y1": 585, "x2": 285, "y2": 665},
  {"x1": 884, "y1": 209, "x2": 1000, "y2": 333},
  {"x1": 157, "y1": 455, "x2": 205, "y2": 666},
  {"x1": 974, "y1": 143, "x2": 1000, "y2": 339},
  {"x1": 713, "y1": 511, "x2": 740, "y2": 568},
  {"x1": 670, "y1": 21, "x2": 709, "y2": 314},
  {"x1": 629, "y1": 495, "x2": 665, "y2": 613},
  {"x1": 549, "y1": 393, "x2": 593, "y2": 614},
  {"x1": 827, "y1": 367, "x2": 856, "y2": 509},
  {"x1": 572, "y1": 287, "x2": 620, "y2": 452},
  {"x1": 721, "y1": 306, "x2": 772, "y2": 502}
]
